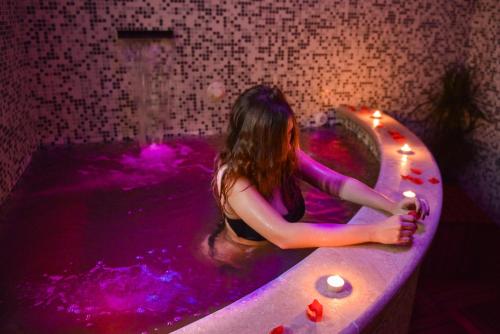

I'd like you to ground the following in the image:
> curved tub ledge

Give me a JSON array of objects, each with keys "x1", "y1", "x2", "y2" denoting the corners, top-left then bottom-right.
[{"x1": 173, "y1": 106, "x2": 443, "y2": 334}]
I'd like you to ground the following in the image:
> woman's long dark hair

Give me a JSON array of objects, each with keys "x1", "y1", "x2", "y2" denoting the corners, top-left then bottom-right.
[{"x1": 208, "y1": 85, "x2": 301, "y2": 253}]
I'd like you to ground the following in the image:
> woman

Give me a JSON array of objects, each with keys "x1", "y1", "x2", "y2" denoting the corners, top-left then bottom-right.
[{"x1": 205, "y1": 85, "x2": 429, "y2": 267}]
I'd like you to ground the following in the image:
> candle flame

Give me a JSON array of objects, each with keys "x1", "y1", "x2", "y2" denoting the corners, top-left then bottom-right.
[
  {"x1": 327, "y1": 275, "x2": 344, "y2": 288},
  {"x1": 401, "y1": 144, "x2": 412, "y2": 152},
  {"x1": 372, "y1": 110, "x2": 382, "y2": 119},
  {"x1": 403, "y1": 190, "x2": 416, "y2": 198}
]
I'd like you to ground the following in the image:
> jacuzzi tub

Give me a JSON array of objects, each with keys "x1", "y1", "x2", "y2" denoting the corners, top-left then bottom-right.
[{"x1": 0, "y1": 106, "x2": 442, "y2": 334}]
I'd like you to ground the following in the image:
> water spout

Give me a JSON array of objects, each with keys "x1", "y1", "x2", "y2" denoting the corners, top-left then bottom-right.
[{"x1": 118, "y1": 39, "x2": 173, "y2": 146}]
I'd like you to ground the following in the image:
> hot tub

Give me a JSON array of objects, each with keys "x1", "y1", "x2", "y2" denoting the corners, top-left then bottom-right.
[{"x1": 0, "y1": 107, "x2": 442, "y2": 334}]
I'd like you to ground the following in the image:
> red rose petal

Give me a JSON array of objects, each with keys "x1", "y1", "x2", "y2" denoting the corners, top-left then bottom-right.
[
  {"x1": 402, "y1": 175, "x2": 423, "y2": 185},
  {"x1": 429, "y1": 177, "x2": 440, "y2": 184},
  {"x1": 269, "y1": 325, "x2": 285, "y2": 334},
  {"x1": 309, "y1": 299, "x2": 323, "y2": 314},
  {"x1": 388, "y1": 130, "x2": 406, "y2": 141},
  {"x1": 306, "y1": 299, "x2": 323, "y2": 322},
  {"x1": 360, "y1": 105, "x2": 370, "y2": 112},
  {"x1": 409, "y1": 210, "x2": 421, "y2": 220},
  {"x1": 411, "y1": 177, "x2": 424, "y2": 185},
  {"x1": 410, "y1": 168, "x2": 422, "y2": 175}
]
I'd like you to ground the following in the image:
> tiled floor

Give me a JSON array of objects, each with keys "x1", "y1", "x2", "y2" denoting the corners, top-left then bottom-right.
[{"x1": 410, "y1": 185, "x2": 500, "y2": 334}]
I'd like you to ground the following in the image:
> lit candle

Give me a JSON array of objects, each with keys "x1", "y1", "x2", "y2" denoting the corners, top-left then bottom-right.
[
  {"x1": 399, "y1": 143, "x2": 413, "y2": 154},
  {"x1": 327, "y1": 275, "x2": 345, "y2": 292},
  {"x1": 371, "y1": 110, "x2": 382, "y2": 119},
  {"x1": 403, "y1": 190, "x2": 416, "y2": 198}
]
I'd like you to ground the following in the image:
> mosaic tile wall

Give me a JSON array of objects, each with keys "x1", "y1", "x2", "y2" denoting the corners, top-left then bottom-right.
[
  {"x1": 461, "y1": 0, "x2": 499, "y2": 223},
  {"x1": 24, "y1": 0, "x2": 474, "y2": 145},
  {"x1": 2, "y1": 0, "x2": 498, "y2": 222},
  {"x1": 0, "y1": 1, "x2": 37, "y2": 203}
]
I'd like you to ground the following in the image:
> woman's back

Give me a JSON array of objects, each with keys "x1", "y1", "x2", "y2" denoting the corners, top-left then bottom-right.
[{"x1": 216, "y1": 164, "x2": 305, "y2": 241}]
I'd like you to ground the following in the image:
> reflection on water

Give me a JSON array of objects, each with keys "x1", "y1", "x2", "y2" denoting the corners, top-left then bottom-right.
[{"x1": 0, "y1": 126, "x2": 378, "y2": 333}]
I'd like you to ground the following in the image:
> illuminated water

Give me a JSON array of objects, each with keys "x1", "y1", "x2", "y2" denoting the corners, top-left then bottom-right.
[{"x1": 0, "y1": 126, "x2": 378, "y2": 333}]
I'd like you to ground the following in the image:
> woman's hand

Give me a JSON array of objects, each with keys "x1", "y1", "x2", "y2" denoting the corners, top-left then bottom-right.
[
  {"x1": 390, "y1": 197, "x2": 430, "y2": 220},
  {"x1": 370, "y1": 214, "x2": 417, "y2": 245}
]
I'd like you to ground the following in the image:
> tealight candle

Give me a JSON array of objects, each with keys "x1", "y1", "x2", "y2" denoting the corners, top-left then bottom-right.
[
  {"x1": 399, "y1": 143, "x2": 413, "y2": 154},
  {"x1": 403, "y1": 190, "x2": 416, "y2": 198},
  {"x1": 327, "y1": 275, "x2": 345, "y2": 292},
  {"x1": 371, "y1": 110, "x2": 382, "y2": 119}
]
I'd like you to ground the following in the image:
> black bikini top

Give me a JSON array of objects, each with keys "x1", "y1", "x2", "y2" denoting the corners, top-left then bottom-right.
[{"x1": 225, "y1": 185, "x2": 305, "y2": 241}]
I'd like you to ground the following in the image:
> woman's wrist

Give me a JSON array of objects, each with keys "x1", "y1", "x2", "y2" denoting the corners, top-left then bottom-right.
[
  {"x1": 384, "y1": 199, "x2": 398, "y2": 214},
  {"x1": 373, "y1": 194, "x2": 397, "y2": 214},
  {"x1": 365, "y1": 224, "x2": 377, "y2": 243}
]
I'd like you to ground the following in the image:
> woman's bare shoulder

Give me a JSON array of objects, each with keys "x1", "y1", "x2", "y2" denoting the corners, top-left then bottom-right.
[{"x1": 216, "y1": 164, "x2": 252, "y2": 194}]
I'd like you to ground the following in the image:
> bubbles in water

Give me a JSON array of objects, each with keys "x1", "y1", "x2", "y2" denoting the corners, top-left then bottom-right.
[
  {"x1": 37, "y1": 142, "x2": 202, "y2": 194},
  {"x1": 68, "y1": 304, "x2": 81, "y2": 314},
  {"x1": 178, "y1": 144, "x2": 192, "y2": 156},
  {"x1": 186, "y1": 296, "x2": 197, "y2": 305},
  {"x1": 121, "y1": 143, "x2": 179, "y2": 172},
  {"x1": 17, "y1": 259, "x2": 188, "y2": 321},
  {"x1": 159, "y1": 270, "x2": 179, "y2": 283},
  {"x1": 146, "y1": 294, "x2": 160, "y2": 302}
]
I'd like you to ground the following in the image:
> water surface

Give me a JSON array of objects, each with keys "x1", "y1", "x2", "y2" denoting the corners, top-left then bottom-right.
[{"x1": 0, "y1": 125, "x2": 378, "y2": 333}]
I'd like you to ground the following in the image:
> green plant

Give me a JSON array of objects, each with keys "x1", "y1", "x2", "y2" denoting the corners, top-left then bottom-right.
[{"x1": 412, "y1": 63, "x2": 489, "y2": 183}]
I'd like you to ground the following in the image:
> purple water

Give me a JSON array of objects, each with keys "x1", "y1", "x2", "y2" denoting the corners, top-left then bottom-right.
[{"x1": 0, "y1": 126, "x2": 378, "y2": 333}]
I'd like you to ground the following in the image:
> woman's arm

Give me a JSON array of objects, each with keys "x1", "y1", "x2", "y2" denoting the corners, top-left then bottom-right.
[
  {"x1": 226, "y1": 176, "x2": 416, "y2": 249},
  {"x1": 339, "y1": 178, "x2": 396, "y2": 214},
  {"x1": 297, "y1": 149, "x2": 397, "y2": 214}
]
